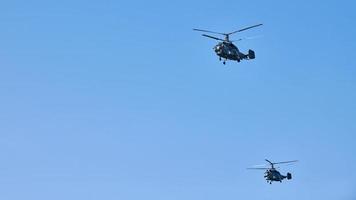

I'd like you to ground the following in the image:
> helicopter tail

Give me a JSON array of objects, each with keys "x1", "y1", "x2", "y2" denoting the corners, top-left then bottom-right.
[
  {"x1": 287, "y1": 173, "x2": 292, "y2": 180},
  {"x1": 247, "y1": 49, "x2": 255, "y2": 59}
]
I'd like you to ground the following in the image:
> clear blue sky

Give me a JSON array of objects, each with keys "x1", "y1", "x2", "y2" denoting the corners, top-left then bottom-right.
[{"x1": 0, "y1": 0, "x2": 355, "y2": 199}]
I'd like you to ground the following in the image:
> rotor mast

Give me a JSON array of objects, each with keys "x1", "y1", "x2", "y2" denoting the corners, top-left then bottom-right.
[
  {"x1": 265, "y1": 159, "x2": 275, "y2": 169},
  {"x1": 224, "y1": 34, "x2": 230, "y2": 42}
]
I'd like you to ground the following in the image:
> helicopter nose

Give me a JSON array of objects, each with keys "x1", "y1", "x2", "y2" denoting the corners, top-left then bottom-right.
[{"x1": 214, "y1": 46, "x2": 220, "y2": 52}]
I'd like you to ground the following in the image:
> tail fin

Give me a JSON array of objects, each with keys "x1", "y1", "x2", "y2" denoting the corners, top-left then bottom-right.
[
  {"x1": 248, "y1": 49, "x2": 255, "y2": 59},
  {"x1": 287, "y1": 173, "x2": 292, "y2": 180}
]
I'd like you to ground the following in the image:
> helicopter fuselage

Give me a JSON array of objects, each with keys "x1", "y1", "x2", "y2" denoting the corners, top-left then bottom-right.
[
  {"x1": 265, "y1": 169, "x2": 284, "y2": 181},
  {"x1": 214, "y1": 42, "x2": 245, "y2": 62},
  {"x1": 264, "y1": 168, "x2": 292, "y2": 184}
]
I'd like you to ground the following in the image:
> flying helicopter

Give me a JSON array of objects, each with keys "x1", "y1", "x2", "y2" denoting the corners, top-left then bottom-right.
[
  {"x1": 193, "y1": 23, "x2": 263, "y2": 65},
  {"x1": 247, "y1": 159, "x2": 298, "y2": 184}
]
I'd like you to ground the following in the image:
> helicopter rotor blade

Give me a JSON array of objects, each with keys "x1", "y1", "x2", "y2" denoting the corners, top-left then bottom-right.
[
  {"x1": 231, "y1": 35, "x2": 263, "y2": 42},
  {"x1": 230, "y1": 38, "x2": 242, "y2": 42},
  {"x1": 273, "y1": 160, "x2": 299, "y2": 165},
  {"x1": 193, "y1": 28, "x2": 226, "y2": 35},
  {"x1": 247, "y1": 167, "x2": 270, "y2": 170},
  {"x1": 201, "y1": 34, "x2": 225, "y2": 41},
  {"x1": 239, "y1": 35, "x2": 264, "y2": 40},
  {"x1": 252, "y1": 164, "x2": 269, "y2": 167},
  {"x1": 265, "y1": 159, "x2": 273, "y2": 165},
  {"x1": 228, "y1": 23, "x2": 263, "y2": 35}
]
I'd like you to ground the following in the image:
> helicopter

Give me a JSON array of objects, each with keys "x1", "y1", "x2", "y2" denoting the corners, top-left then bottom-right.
[
  {"x1": 193, "y1": 23, "x2": 263, "y2": 65},
  {"x1": 247, "y1": 159, "x2": 298, "y2": 184}
]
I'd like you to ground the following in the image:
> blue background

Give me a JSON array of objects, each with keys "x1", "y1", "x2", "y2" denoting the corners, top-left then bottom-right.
[{"x1": 0, "y1": 0, "x2": 355, "y2": 199}]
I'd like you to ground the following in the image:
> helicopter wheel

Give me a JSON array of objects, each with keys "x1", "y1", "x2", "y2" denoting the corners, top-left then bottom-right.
[
  {"x1": 223, "y1": 61, "x2": 226, "y2": 65},
  {"x1": 219, "y1": 57, "x2": 221, "y2": 61}
]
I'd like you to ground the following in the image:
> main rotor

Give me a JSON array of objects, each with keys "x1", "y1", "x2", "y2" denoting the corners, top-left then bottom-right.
[
  {"x1": 193, "y1": 23, "x2": 263, "y2": 43},
  {"x1": 265, "y1": 159, "x2": 298, "y2": 169},
  {"x1": 247, "y1": 159, "x2": 298, "y2": 170}
]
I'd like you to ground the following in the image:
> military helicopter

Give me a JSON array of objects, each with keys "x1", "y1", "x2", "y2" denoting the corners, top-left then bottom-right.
[
  {"x1": 193, "y1": 24, "x2": 263, "y2": 65},
  {"x1": 247, "y1": 159, "x2": 298, "y2": 184}
]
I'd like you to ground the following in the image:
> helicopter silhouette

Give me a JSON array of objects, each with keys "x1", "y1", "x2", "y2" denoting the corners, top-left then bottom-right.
[
  {"x1": 247, "y1": 159, "x2": 298, "y2": 184},
  {"x1": 193, "y1": 24, "x2": 263, "y2": 65}
]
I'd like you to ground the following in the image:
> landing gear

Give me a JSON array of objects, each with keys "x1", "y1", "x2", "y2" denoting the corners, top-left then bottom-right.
[{"x1": 219, "y1": 57, "x2": 226, "y2": 65}]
